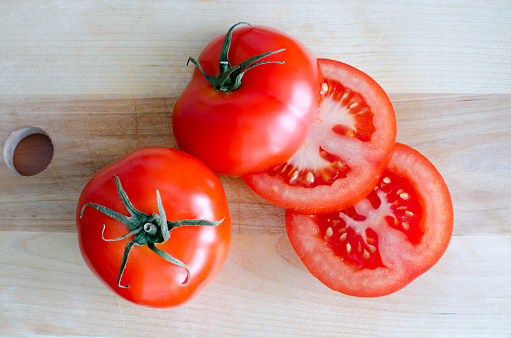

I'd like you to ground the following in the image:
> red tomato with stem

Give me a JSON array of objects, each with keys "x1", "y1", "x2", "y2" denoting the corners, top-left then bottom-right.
[
  {"x1": 172, "y1": 22, "x2": 324, "y2": 176},
  {"x1": 243, "y1": 58, "x2": 397, "y2": 214},
  {"x1": 77, "y1": 147, "x2": 231, "y2": 307},
  {"x1": 286, "y1": 143, "x2": 453, "y2": 297}
]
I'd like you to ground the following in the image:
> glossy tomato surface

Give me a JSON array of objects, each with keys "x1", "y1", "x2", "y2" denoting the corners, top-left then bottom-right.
[
  {"x1": 243, "y1": 58, "x2": 396, "y2": 213},
  {"x1": 172, "y1": 24, "x2": 324, "y2": 176},
  {"x1": 286, "y1": 143, "x2": 453, "y2": 297},
  {"x1": 77, "y1": 147, "x2": 231, "y2": 307}
]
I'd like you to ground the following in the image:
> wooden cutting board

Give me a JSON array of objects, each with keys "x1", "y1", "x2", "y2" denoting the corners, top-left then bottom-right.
[{"x1": 1, "y1": 1, "x2": 510, "y2": 336}]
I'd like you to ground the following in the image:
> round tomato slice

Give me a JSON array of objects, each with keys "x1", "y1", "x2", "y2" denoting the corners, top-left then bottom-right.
[
  {"x1": 286, "y1": 143, "x2": 453, "y2": 297},
  {"x1": 242, "y1": 58, "x2": 396, "y2": 214}
]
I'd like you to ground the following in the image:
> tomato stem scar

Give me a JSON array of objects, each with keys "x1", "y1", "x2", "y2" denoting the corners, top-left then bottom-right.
[{"x1": 80, "y1": 175, "x2": 224, "y2": 288}]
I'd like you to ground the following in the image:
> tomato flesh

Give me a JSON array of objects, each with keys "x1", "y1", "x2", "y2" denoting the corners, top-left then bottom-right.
[
  {"x1": 243, "y1": 59, "x2": 396, "y2": 213},
  {"x1": 286, "y1": 143, "x2": 453, "y2": 297},
  {"x1": 315, "y1": 169, "x2": 424, "y2": 271}
]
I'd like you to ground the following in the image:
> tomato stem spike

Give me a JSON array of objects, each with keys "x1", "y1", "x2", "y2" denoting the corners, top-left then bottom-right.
[
  {"x1": 168, "y1": 217, "x2": 225, "y2": 230},
  {"x1": 82, "y1": 176, "x2": 224, "y2": 289},
  {"x1": 149, "y1": 243, "x2": 191, "y2": 284},
  {"x1": 218, "y1": 22, "x2": 253, "y2": 73},
  {"x1": 156, "y1": 190, "x2": 170, "y2": 243},
  {"x1": 113, "y1": 175, "x2": 148, "y2": 227},
  {"x1": 118, "y1": 239, "x2": 136, "y2": 288},
  {"x1": 101, "y1": 224, "x2": 142, "y2": 242},
  {"x1": 187, "y1": 22, "x2": 286, "y2": 92}
]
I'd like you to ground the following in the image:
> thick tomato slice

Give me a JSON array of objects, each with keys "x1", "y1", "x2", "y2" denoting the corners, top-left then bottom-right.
[
  {"x1": 286, "y1": 143, "x2": 453, "y2": 297},
  {"x1": 243, "y1": 58, "x2": 396, "y2": 214}
]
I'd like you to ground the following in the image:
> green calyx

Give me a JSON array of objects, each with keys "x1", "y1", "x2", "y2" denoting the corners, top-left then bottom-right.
[
  {"x1": 80, "y1": 175, "x2": 224, "y2": 288},
  {"x1": 187, "y1": 22, "x2": 286, "y2": 92}
]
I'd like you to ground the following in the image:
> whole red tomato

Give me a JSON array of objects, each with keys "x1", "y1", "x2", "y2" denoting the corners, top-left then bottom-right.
[
  {"x1": 76, "y1": 147, "x2": 231, "y2": 308},
  {"x1": 172, "y1": 22, "x2": 324, "y2": 176}
]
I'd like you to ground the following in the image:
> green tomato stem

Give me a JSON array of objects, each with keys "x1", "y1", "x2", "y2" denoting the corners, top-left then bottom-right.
[{"x1": 187, "y1": 22, "x2": 286, "y2": 92}]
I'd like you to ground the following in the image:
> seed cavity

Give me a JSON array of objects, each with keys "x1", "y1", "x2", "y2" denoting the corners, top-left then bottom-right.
[{"x1": 271, "y1": 148, "x2": 350, "y2": 188}]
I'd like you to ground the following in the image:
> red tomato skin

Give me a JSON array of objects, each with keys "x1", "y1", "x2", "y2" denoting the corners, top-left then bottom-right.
[
  {"x1": 243, "y1": 59, "x2": 396, "y2": 214},
  {"x1": 76, "y1": 147, "x2": 231, "y2": 307},
  {"x1": 172, "y1": 25, "x2": 324, "y2": 176},
  {"x1": 286, "y1": 143, "x2": 453, "y2": 297}
]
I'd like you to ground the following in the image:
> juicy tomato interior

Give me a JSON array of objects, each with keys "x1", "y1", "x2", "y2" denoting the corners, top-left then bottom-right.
[
  {"x1": 285, "y1": 143, "x2": 453, "y2": 297},
  {"x1": 314, "y1": 169, "x2": 424, "y2": 271},
  {"x1": 243, "y1": 59, "x2": 396, "y2": 214},
  {"x1": 270, "y1": 78, "x2": 375, "y2": 188}
]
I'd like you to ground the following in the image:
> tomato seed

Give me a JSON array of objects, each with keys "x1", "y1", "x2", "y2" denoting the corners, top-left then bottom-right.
[
  {"x1": 400, "y1": 192, "x2": 409, "y2": 200},
  {"x1": 326, "y1": 227, "x2": 333, "y2": 237},
  {"x1": 320, "y1": 82, "x2": 329, "y2": 95},
  {"x1": 305, "y1": 171, "x2": 315, "y2": 183}
]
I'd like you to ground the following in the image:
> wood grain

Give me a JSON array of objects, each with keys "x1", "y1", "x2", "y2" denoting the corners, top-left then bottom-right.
[
  {"x1": 1, "y1": 1, "x2": 510, "y2": 336},
  {"x1": 1, "y1": 94, "x2": 509, "y2": 236}
]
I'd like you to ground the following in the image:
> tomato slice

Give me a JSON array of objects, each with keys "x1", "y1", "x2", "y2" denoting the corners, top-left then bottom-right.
[
  {"x1": 242, "y1": 58, "x2": 396, "y2": 214},
  {"x1": 285, "y1": 143, "x2": 454, "y2": 297}
]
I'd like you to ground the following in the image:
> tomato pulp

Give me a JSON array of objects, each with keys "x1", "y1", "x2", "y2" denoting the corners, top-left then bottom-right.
[
  {"x1": 243, "y1": 58, "x2": 396, "y2": 213},
  {"x1": 172, "y1": 23, "x2": 324, "y2": 176},
  {"x1": 286, "y1": 143, "x2": 453, "y2": 297},
  {"x1": 77, "y1": 147, "x2": 231, "y2": 307}
]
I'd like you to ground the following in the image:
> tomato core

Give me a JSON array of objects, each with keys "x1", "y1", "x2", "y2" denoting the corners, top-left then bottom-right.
[
  {"x1": 268, "y1": 78, "x2": 376, "y2": 188},
  {"x1": 314, "y1": 169, "x2": 424, "y2": 270}
]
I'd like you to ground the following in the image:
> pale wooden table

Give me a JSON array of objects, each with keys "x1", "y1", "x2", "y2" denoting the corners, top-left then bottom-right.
[{"x1": 1, "y1": 1, "x2": 510, "y2": 336}]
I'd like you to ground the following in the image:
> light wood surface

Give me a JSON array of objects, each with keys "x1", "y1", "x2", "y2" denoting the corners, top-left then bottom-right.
[{"x1": 1, "y1": 1, "x2": 510, "y2": 336}]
